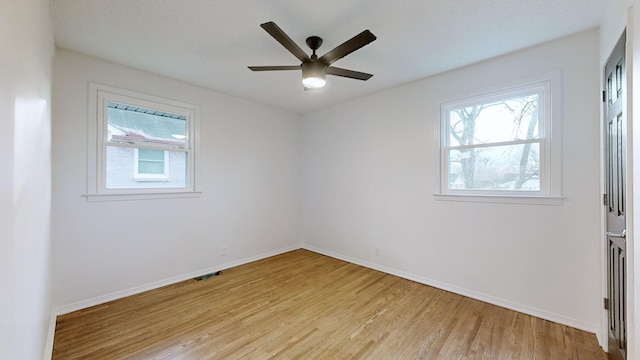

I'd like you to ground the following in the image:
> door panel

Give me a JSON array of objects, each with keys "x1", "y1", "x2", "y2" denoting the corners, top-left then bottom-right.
[{"x1": 605, "y1": 31, "x2": 626, "y2": 360}]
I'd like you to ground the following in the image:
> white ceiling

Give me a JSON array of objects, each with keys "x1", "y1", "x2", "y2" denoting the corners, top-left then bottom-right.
[{"x1": 52, "y1": 0, "x2": 606, "y2": 114}]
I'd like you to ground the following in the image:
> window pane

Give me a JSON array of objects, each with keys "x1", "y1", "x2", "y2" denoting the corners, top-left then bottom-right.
[
  {"x1": 107, "y1": 102, "x2": 187, "y2": 147},
  {"x1": 138, "y1": 148, "x2": 165, "y2": 174},
  {"x1": 106, "y1": 146, "x2": 187, "y2": 189},
  {"x1": 138, "y1": 148, "x2": 164, "y2": 161},
  {"x1": 448, "y1": 94, "x2": 539, "y2": 146},
  {"x1": 448, "y1": 142, "x2": 540, "y2": 191},
  {"x1": 138, "y1": 160, "x2": 164, "y2": 174}
]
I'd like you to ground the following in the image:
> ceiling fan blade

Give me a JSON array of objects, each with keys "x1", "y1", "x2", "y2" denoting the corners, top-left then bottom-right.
[
  {"x1": 260, "y1": 22, "x2": 310, "y2": 63},
  {"x1": 248, "y1": 65, "x2": 301, "y2": 71},
  {"x1": 319, "y1": 30, "x2": 377, "y2": 66},
  {"x1": 327, "y1": 67, "x2": 373, "y2": 81}
]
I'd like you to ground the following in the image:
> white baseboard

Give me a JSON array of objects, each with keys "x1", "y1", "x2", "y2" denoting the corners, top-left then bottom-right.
[
  {"x1": 43, "y1": 310, "x2": 57, "y2": 360},
  {"x1": 302, "y1": 244, "x2": 600, "y2": 336},
  {"x1": 53, "y1": 245, "x2": 300, "y2": 316}
]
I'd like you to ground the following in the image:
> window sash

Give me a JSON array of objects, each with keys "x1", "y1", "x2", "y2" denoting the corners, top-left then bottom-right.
[{"x1": 444, "y1": 139, "x2": 544, "y2": 194}]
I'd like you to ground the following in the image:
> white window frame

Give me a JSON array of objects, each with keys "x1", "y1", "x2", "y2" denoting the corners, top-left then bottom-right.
[
  {"x1": 434, "y1": 72, "x2": 562, "y2": 205},
  {"x1": 87, "y1": 83, "x2": 201, "y2": 201}
]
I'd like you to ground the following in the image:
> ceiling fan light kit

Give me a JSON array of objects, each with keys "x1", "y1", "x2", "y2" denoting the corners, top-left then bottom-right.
[
  {"x1": 249, "y1": 21, "x2": 376, "y2": 90},
  {"x1": 301, "y1": 61, "x2": 326, "y2": 89}
]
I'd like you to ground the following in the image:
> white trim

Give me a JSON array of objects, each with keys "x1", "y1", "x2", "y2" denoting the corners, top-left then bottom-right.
[
  {"x1": 302, "y1": 244, "x2": 599, "y2": 335},
  {"x1": 627, "y1": 7, "x2": 638, "y2": 359},
  {"x1": 43, "y1": 310, "x2": 57, "y2": 360},
  {"x1": 53, "y1": 244, "x2": 300, "y2": 316},
  {"x1": 433, "y1": 193, "x2": 563, "y2": 205},
  {"x1": 85, "y1": 190, "x2": 202, "y2": 202}
]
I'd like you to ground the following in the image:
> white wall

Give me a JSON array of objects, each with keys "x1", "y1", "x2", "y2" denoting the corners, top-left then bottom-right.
[
  {"x1": 302, "y1": 30, "x2": 601, "y2": 334},
  {"x1": 0, "y1": 0, "x2": 54, "y2": 359},
  {"x1": 601, "y1": 0, "x2": 634, "y2": 59},
  {"x1": 52, "y1": 50, "x2": 302, "y2": 310}
]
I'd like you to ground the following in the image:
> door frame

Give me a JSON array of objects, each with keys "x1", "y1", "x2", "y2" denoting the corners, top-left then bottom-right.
[
  {"x1": 600, "y1": 7, "x2": 636, "y2": 358},
  {"x1": 603, "y1": 28, "x2": 627, "y2": 360}
]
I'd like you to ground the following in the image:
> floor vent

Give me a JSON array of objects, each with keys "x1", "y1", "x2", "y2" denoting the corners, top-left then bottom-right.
[{"x1": 194, "y1": 271, "x2": 222, "y2": 281}]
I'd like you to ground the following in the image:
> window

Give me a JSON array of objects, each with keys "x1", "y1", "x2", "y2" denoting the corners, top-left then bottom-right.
[
  {"x1": 436, "y1": 74, "x2": 561, "y2": 204},
  {"x1": 88, "y1": 84, "x2": 200, "y2": 200},
  {"x1": 135, "y1": 148, "x2": 169, "y2": 180}
]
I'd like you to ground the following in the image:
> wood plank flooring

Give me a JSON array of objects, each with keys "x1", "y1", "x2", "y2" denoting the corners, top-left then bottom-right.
[{"x1": 53, "y1": 249, "x2": 608, "y2": 359}]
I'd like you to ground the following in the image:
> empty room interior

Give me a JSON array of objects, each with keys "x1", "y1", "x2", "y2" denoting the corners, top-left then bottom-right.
[{"x1": 4, "y1": 0, "x2": 640, "y2": 359}]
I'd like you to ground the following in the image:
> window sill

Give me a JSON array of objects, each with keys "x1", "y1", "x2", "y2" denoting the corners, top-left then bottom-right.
[
  {"x1": 433, "y1": 193, "x2": 563, "y2": 205},
  {"x1": 85, "y1": 191, "x2": 202, "y2": 202}
]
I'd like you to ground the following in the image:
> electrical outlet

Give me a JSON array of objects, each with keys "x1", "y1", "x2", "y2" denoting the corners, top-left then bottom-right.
[
  {"x1": 375, "y1": 247, "x2": 380, "y2": 256},
  {"x1": 222, "y1": 245, "x2": 228, "y2": 256}
]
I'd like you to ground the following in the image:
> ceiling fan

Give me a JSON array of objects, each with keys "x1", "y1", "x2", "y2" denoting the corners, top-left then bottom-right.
[{"x1": 248, "y1": 21, "x2": 377, "y2": 90}]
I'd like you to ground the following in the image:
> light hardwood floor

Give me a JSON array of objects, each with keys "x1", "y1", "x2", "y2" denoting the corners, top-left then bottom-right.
[{"x1": 53, "y1": 249, "x2": 608, "y2": 359}]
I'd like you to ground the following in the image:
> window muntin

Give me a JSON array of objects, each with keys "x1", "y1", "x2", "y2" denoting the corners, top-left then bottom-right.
[
  {"x1": 439, "y1": 77, "x2": 558, "y2": 199},
  {"x1": 88, "y1": 83, "x2": 200, "y2": 200}
]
